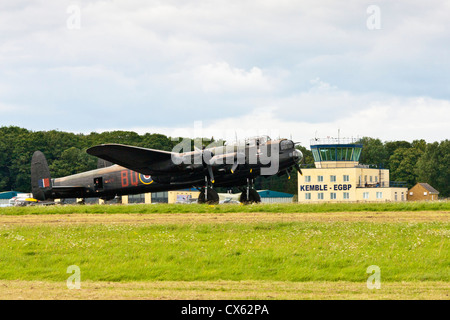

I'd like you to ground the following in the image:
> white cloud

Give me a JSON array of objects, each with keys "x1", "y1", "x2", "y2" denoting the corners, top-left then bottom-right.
[
  {"x1": 125, "y1": 92, "x2": 450, "y2": 147},
  {"x1": 168, "y1": 62, "x2": 274, "y2": 94},
  {"x1": 196, "y1": 62, "x2": 271, "y2": 93},
  {"x1": 49, "y1": 65, "x2": 137, "y2": 88},
  {"x1": 0, "y1": 0, "x2": 449, "y2": 144}
]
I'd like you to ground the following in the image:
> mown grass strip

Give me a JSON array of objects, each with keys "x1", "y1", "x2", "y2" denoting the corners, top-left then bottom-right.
[
  {"x1": 1, "y1": 201, "x2": 449, "y2": 215},
  {"x1": 0, "y1": 280, "x2": 448, "y2": 300}
]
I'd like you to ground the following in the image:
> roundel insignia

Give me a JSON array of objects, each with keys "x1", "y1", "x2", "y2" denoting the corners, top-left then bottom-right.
[{"x1": 139, "y1": 174, "x2": 153, "y2": 185}]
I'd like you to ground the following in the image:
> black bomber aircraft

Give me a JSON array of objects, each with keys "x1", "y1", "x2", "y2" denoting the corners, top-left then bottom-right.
[{"x1": 31, "y1": 136, "x2": 303, "y2": 204}]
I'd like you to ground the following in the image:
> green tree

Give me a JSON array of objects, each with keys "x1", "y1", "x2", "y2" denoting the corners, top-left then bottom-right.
[
  {"x1": 416, "y1": 140, "x2": 450, "y2": 197},
  {"x1": 412, "y1": 139, "x2": 427, "y2": 153},
  {"x1": 296, "y1": 145, "x2": 315, "y2": 167},
  {"x1": 384, "y1": 140, "x2": 412, "y2": 159},
  {"x1": 84, "y1": 131, "x2": 142, "y2": 147},
  {"x1": 389, "y1": 147, "x2": 423, "y2": 188},
  {"x1": 358, "y1": 137, "x2": 388, "y2": 167},
  {"x1": 141, "y1": 133, "x2": 178, "y2": 151},
  {"x1": 49, "y1": 147, "x2": 97, "y2": 178},
  {"x1": 0, "y1": 126, "x2": 31, "y2": 191}
]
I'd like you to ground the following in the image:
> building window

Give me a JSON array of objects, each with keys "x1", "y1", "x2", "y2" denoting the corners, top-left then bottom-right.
[
  {"x1": 128, "y1": 193, "x2": 146, "y2": 204},
  {"x1": 395, "y1": 192, "x2": 398, "y2": 201},
  {"x1": 343, "y1": 192, "x2": 349, "y2": 199},
  {"x1": 370, "y1": 176, "x2": 373, "y2": 182},
  {"x1": 318, "y1": 193, "x2": 324, "y2": 200},
  {"x1": 318, "y1": 176, "x2": 323, "y2": 182},
  {"x1": 305, "y1": 176, "x2": 311, "y2": 183},
  {"x1": 330, "y1": 192, "x2": 336, "y2": 200},
  {"x1": 364, "y1": 175, "x2": 367, "y2": 182},
  {"x1": 376, "y1": 192, "x2": 383, "y2": 199},
  {"x1": 363, "y1": 192, "x2": 369, "y2": 199},
  {"x1": 343, "y1": 175, "x2": 349, "y2": 182},
  {"x1": 330, "y1": 175, "x2": 336, "y2": 182},
  {"x1": 152, "y1": 191, "x2": 168, "y2": 203},
  {"x1": 375, "y1": 176, "x2": 378, "y2": 182},
  {"x1": 305, "y1": 193, "x2": 311, "y2": 200},
  {"x1": 312, "y1": 149, "x2": 320, "y2": 162}
]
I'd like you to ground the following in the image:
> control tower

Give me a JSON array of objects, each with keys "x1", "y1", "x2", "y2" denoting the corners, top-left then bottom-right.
[
  {"x1": 310, "y1": 138, "x2": 363, "y2": 169},
  {"x1": 298, "y1": 137, "x2": 408, "y2": 203}
]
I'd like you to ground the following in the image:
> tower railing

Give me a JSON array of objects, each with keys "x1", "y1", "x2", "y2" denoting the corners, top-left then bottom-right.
[{"x1": 310, "y1": 137, "x2": 360, "y2": 146}]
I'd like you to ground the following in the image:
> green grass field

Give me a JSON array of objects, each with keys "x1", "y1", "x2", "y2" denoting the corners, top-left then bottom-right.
[
  {"x1": 0, "y1": 220, "x2": 448, "y2": 282},
  {"x1": 0, "y1": 202, "x2": 448, "y2": 299}
]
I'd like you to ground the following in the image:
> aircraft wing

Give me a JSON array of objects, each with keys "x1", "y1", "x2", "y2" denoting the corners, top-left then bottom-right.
[{"x1": 87, "y1": 144, "x2": 175, "y2": 175}]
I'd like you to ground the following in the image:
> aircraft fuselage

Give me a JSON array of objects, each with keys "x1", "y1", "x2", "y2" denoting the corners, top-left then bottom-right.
[{"x1": 33, "y1": 137, "x2": 303, "y2": 201}]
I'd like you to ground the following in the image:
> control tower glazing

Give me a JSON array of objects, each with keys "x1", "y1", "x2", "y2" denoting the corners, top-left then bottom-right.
[{"x1": 310, "y1": 138, "x2": 363, "y2": 168}]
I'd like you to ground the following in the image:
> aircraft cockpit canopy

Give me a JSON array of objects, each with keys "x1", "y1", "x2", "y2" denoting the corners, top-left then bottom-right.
[
  {"x1": 280, "y1": 139, "x2": 294, "y2": 150},
  {"x1": 245, "y1": 135, "x2": 271, "y2": 147},
  {"x1": 225, "y1": 135, "x2": 271, "y2": 147}
]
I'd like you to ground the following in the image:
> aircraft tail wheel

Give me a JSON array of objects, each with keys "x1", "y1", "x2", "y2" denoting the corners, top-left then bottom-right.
[{"x1": 198, "y1": 187, "x2": 219, "y2": 204}]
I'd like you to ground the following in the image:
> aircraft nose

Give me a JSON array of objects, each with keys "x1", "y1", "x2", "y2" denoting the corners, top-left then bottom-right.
[{"x1": 293, "y1": 149, "x2": 303, "y2": 163}]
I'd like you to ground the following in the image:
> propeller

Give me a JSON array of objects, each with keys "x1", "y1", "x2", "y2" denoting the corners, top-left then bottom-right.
[
  {"x1": 231, "y1": 162, "x2": 238, "y2": 174},
  {"x1": 230, "y1": 152, "x2": 246, "y2": 174},
  {"x1": 292, "y1": 148, "x2": 303, "y2": 175},
  {"x1": 201, "y1": 148, "x2": 215, "y2": 183},
  {"x1": 207, "y1": 165, "x2": 215, "y2": 183},
  {"x1": 294, "y1": 163, "x2": 303, "y2": 176}
]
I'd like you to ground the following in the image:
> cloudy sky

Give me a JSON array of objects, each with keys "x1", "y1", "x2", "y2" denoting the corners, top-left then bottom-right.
[{"x1": 1, "y1": 0, "x2": 449, "y2": 147}]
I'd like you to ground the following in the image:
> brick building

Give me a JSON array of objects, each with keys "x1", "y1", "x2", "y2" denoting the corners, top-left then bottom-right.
[{"x1": 407, "y1": 183, "x2": 439, "y2": 201}]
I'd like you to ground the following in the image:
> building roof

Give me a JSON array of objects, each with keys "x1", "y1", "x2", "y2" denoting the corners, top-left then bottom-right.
[
  {"x1": 417, "y1": 183, "x2": 439, "y2": 194},
  {"x1": 0, "y1": 191, "x2": 19, "y2": 200},
  {"x1": 257, "y1": 190, "x2": 294, "y2": 198}
]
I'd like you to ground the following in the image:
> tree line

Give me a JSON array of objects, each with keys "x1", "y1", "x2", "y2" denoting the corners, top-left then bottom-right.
[
  {"x1": 0, "y1": 126, "x2": 178, "y2": 193},
  {"x1": 0, "y1": 126, "x2": 448, "y2": 197},
  {"x1": 357, "y1": 137, "x2": 449, "y2": 197}
]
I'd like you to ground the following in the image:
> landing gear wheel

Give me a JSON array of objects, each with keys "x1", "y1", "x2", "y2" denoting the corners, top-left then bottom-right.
[
  {"x1": 239, "y1": 189, "x2": 261, "y2": 204},
  {"x1": 198, "y1": 187, "x2": 219, "y2": 204}
]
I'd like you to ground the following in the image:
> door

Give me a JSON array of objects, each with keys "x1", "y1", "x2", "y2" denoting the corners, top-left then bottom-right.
[{"x1": 94, "y1": 177, "x2": 104, "y2": 190}]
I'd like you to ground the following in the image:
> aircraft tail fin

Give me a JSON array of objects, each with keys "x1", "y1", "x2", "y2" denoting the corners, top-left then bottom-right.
[{"x1": 31, "y1": 151, "x2": 52, "y2": 201}]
